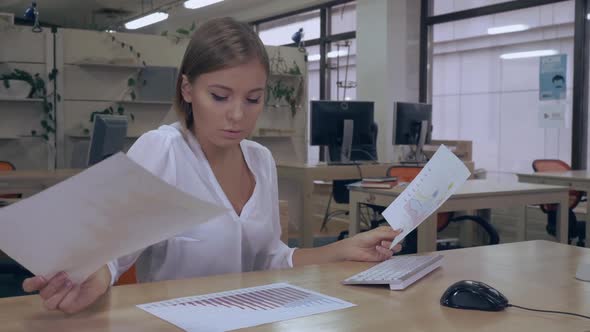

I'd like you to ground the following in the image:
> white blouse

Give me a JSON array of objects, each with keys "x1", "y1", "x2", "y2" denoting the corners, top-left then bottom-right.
[{"x1": 106, "y1": 123, "x2": 295, "y2": 284}]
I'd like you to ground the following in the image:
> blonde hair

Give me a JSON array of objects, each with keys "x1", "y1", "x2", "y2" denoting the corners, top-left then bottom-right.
[{"x1": 174, "y1": 17, "x2": 270, "y2": 130}]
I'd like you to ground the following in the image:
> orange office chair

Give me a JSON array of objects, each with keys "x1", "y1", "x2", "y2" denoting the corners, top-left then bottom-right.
[
  {"x1": 386, "y1": 166, "x2": 499, "y2": 253},
  {"x1": 532, "y1": 159, "x2": 585, "y2": 246},
  {"x1": 0, "y1": 161, "x2": 22, "y2": 200},
  {"x1": 114, "y1": 265, "x2": 137, "y2": 286}
]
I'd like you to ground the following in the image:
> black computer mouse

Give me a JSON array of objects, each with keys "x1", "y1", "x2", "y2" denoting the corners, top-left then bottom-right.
[{"x1": 440, "y1": 280, "x2": 509, "y2": 311}]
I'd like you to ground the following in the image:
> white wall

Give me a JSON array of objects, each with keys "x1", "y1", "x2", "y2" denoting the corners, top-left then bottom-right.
[
  {"x1": 357, "y1": 0, "x2": 420, "y2": 162},
  {"x1": 431, "y1": 1, "x2": 576, "y2": 173}
]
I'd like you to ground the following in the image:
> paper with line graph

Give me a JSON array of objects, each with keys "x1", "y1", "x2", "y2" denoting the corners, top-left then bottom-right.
[
  {"x1": 137, "y1": 283, "x2": 355, "y2": 331},
  {"x1": 383, "y1": 145, "x2": 471, "y2": 249}
]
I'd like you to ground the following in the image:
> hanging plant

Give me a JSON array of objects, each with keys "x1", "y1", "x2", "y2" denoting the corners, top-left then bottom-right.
[
  {"x1": 107, "y1": 32, "x2": 149, "y2": 102},
  {"x1": 161, "y1": 21, "x2": 196, "y2": 44},
  {"x1": 0, "y1": 68, "x2": 58, "y2": 141}
]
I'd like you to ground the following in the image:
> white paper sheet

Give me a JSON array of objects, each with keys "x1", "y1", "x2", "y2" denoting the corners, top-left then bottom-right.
[
  {"x1": 383, "y1": 145, "x2": 471, "y2": 249},
  {"x1": 137, "y1": 283, "x2": 355, "y2": 331},
  {"x1": 0, "y1": 153, "x2": 227, "y2": 283}
]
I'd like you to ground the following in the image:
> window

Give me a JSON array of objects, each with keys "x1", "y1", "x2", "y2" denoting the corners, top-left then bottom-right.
[
  {"x1": 433, "y1": 0, "x2": 515, "y2": 16},
  {"x1": 258, "y1": 10, "x2": 320, "y2": 46},
  {"x1": 328, "y1": 39, "x2": 357, "y2": 100},
  {"x1": 428, "y1": 0, "x2": 578, "y2": 173},
  {"x1": 252, "y1": 1, "x2": 357, "y2": 162},
  {"x1": 330, "y1": 2, "x2": 357, "y2": 34}
]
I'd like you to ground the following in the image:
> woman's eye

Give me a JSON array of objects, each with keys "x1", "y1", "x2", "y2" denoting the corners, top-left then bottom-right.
[
  {"x1": 246, "y1": 97, "x2": 261, "y2": 104},
  {"x1": 211, "y1": 93, "x2": 228, "y2": 101}
]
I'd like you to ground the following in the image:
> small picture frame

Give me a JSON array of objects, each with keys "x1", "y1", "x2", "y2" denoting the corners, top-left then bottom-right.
[{"x1": 0, "y1": 12, "x2": 14, "y2": 25}]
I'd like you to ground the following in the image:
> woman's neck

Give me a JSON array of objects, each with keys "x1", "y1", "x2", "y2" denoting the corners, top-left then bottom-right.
[{"x1": 192, "y1": 128, "x2": 241, "y2": 167}]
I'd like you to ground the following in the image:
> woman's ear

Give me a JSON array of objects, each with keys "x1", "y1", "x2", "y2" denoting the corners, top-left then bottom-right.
[{"x1": 180, "y1": 75, "x2": 193, "y2": 103}]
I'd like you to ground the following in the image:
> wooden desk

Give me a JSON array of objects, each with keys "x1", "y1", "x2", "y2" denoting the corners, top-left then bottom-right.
[
  {"x1": 0, "y1": 169, "x2": 81, "y2": 196},
  {"x1": 517, "y1": 170, "x2": 590, "y2": 246},
  {"x1": 276, "y1": 162, "x2": 392, "y2": 248},
  {"x1": 348, "y1": 180, "x2": 570, "y2": 252},
  {"x1": 1, "y1": 241, "x2": 588, "y2": 331}
]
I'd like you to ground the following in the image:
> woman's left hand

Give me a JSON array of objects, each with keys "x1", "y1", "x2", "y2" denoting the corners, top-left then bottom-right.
[{"x1": 339, "y1": 226, "x2": 403, "y2": 262}]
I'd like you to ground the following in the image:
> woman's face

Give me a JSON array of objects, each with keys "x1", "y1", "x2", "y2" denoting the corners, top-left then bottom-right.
[{"x1": 181, "y1": 60, "x2": 267, "y2": 149}]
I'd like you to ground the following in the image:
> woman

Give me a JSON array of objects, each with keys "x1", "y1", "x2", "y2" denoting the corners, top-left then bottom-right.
[{"x1": 22, "y1": 17, "x2": 402, "y2": 314}]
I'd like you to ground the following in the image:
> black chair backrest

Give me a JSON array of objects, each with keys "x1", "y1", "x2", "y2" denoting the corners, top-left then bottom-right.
[{"x1": 332, "y1": 179, "x2": 360, "y2": 204}]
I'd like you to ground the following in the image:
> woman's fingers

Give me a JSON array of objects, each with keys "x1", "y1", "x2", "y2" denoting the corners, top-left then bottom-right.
[
  {"x1": 375, "y1": 245, "x2": 394, "y2": 259},
  {"x1": 39, "y1": 272, "x2": 69, "y2": 300},
  {"x1": 43, "y1": 279, "x2": 74, "y2": 310},
  {"x1": 22, "y1": 276, "x2": 47, "y2": 293}
]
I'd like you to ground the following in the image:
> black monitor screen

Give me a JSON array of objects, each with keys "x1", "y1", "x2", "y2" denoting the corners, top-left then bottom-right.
[
  {"x1": 87, "y1": 115, "x2": 128, "y2": 166},
  {"x1": 310, "y1": 101, "x2": 375, "y2": 147},
  {"x1": 393, "y1": 102, "x2": 432, "y2": 145}
]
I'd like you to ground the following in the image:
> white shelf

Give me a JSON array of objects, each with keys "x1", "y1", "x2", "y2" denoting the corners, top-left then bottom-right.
[
  {"x1": 119, "y1": 100, "x2": 172, "y2": 105},
  {"x1": 251, "y1": 128, "x2": 295, "y2": 138},
  {"x1": 67, "y1": 134, "x2": 140, "y2": 139},
  {"x1": 0, "y1": 98, "x2": 43, "y2": 103},
  {"x1": 270, "y1": 73, "x2": 303, "y2": 79},
  {"x1": 0, "y1": 135, "x2": 43, "y2": 140},
  {"x1": 71, "y1": 61, "x2": 144, "y2": 69}
]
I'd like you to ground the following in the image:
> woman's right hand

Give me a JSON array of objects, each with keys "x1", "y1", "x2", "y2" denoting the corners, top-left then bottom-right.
[{"x1": 22, "y1": 265, "x2": 111, "y2": 314}]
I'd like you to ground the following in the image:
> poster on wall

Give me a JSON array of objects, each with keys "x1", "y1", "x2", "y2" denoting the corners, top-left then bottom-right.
[
  {"x1": 538, "y1": 102, "x2": 566, "y2": 128},
  {"x1": 539, "y1": 54, "x2": 567, "y2": 101}
]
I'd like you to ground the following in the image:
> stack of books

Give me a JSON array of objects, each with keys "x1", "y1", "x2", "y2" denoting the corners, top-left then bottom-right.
[{"x1": 359, "y1": 176, "x2": 398, "y2": 189}]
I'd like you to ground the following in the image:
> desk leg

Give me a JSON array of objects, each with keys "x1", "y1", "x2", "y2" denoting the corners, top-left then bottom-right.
[
  {"x1": 348, "y1": 191, "x2": 361, "y2": 237},
  {"x1": 586, "y1": 188, "x2": 590, "y2": 248},
  {"x1": 301, "y1": 177, "x2": 315, "y2": 248},
  {"x1": 556, "y1": 193, "x2": 569, "y2": 244},
  {"x1": 417, "y1": 214, "x2": 437, "y2": 253},
  {"x1": 516, "y1": 206, "x2": 527, "y2": 242}
]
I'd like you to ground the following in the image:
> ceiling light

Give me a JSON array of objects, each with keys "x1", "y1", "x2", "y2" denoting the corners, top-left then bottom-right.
[
  {"x1": 327, "y1": 50, "x2": 348, "y2": 58},
  {"x1": 307, "y1": 54, "x2": 321, "y2": 61},
  {"x1": 125, "y1": 12, "x2": 168, "y2": 30},
  {"x1": 500, "y1": 49, "x2": 558, "y2": 60},
  {"x1": 184, "y1": 0, "x2": 224, "y2": 9},
  {"x1": 487, "y1": 24, "x2": 529, "y2": 35}
]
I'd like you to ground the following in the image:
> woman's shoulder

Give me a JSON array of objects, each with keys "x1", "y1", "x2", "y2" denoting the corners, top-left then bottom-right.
[
  {"x1": 126, "y1": 123, "x2": 187, "y2": 179},
  {"x1": 129, "y1": 123, "x2": 184, "y2": 153},
  {"x1": 241, "y1": 139, "x2": 274, "y2": 163}
]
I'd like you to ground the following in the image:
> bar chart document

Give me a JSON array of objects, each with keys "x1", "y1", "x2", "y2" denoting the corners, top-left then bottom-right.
[
  {"x1": 137, "y1": 283, "x2": 355, "y2": 331},
  {"x1": 383, "y1": 145, "x2": 471, "y2": 249},
  {"x1": 0, "y1": 153, "x2": 227, "y2": 283}
]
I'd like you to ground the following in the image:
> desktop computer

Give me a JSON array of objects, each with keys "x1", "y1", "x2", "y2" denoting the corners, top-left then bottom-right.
[
  {"x1": 87, "y1": 114, "x2": 128, "y2": 166},
  {"x1": 310, "y1": 101, "x2": 376, "y2": 164},
  {"x1": 393, "y1": 102, "x2": 433, "y2": 164}
]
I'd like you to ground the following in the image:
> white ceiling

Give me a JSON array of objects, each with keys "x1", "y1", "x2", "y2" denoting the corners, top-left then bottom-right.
[{"x1": 0, "y1": 0, "x2": 336, "y2": 32}]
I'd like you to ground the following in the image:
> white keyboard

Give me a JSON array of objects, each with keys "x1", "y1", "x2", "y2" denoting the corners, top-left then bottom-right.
[{"x1": 342, "y1": 255, "x2": 443, "y2": 290}]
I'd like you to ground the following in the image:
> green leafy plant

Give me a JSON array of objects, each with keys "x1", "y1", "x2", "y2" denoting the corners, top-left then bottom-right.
[
  {"x1": 266, "y1": 80, "x2": 300, "y2": 117},
  {"x1": 0, "y1": 68, "x2": 58, "y2": 141},
  {"x1": 107, "y1": 33, "x2": 149, "y2": 102},
  {"x1": 161, "y1": 21, "x2": 196, "y2": 44}
]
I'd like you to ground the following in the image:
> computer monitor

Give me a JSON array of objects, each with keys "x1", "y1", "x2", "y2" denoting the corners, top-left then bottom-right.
[
  {"x1": 310, "y1": 101, "x2": 375, "y2": 163},
  {"x1": 393, "y1": 102, "x2": 432, "y2": 163},
  {"x1": 87, "y1": 114, "x2": 128, "y2": 166}
]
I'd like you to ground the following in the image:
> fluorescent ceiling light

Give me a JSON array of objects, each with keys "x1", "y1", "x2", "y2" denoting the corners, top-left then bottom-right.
[
  {"x1": 500, "y1": 49, "x2": 558, "y2": 60},
  {"x1": 327, "y1": 50, "x2": 348, "y2": 58},
  {"x1": 487, "y1": 24, "x2": 529, "y2": 35},
  {"x1": 184, "y1": 0, "x2": 224, "y2": 9},
  {"x1": 587, "y1": 13, "x2": 590, "y2": 20},
  {"x1": 307, "y1": 54, "x2": 321, "y2": 61},
  {"x1": 125, "y1": 12, "x2": 168, "y2": 30}
]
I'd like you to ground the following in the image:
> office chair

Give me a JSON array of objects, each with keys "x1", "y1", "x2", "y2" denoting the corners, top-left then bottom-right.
[
  {"x1": 321, "y1": 123, "x2": 382, "y2": 235},
  {"x1": 532, "y1": 159, "x2": 586, "y2": 247},
  {"x1": 0, "y1": 161, "x2": 22, "y2": 200},
  {"x1": 361, "y1": 166, "x2": 499, "y2": 253}
]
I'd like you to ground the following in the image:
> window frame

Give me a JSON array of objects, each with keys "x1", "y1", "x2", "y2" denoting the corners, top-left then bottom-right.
[{"x1": 419, "y1": 0, "x2": 589, "y2": 169}]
